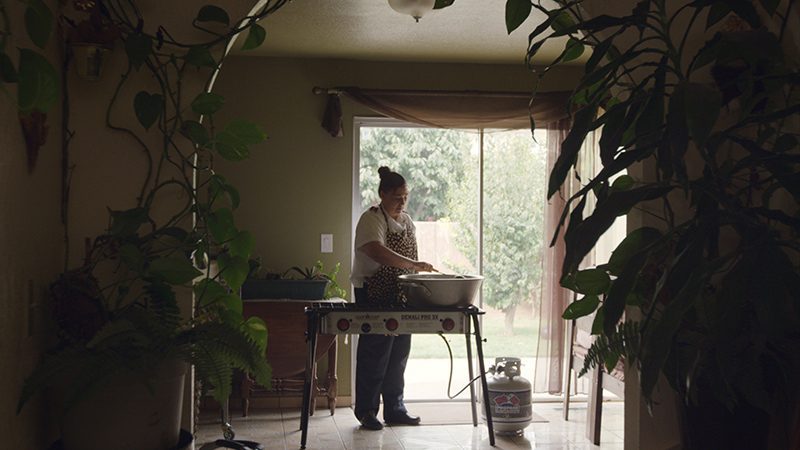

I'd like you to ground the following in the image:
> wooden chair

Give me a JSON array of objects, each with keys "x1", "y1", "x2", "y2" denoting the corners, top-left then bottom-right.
[{"x1": 563, "y1": 312, "x2": 625, "y2": 445}]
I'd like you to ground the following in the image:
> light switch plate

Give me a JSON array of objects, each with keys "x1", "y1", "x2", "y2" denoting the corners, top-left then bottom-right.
[{"x1": 321, "y1": 234, "x2": 333, "y2": 253}]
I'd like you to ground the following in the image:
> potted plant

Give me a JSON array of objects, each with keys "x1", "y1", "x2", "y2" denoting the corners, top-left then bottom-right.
[
  {"x1": 14, "y1": 1, "x2": 289, "y2": 449},
  {"x1": 511, "y1": 0, "x2": 800, "y2": 448},
  {"x1": 242, "y1": 260, "x2": 348, "y2": 300}
]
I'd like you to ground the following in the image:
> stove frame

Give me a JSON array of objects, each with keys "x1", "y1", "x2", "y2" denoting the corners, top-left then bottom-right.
[{"x1": 299, "y1": 303, "x2": 496, "y2": 448}]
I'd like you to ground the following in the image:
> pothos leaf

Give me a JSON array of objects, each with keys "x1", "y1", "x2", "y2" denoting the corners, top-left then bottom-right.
[{"x1": 240, "y1": 23, "x2": 266, "y2": 51}]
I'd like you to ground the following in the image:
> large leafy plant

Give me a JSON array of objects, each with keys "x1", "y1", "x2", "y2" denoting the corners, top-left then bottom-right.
[
  {"x1": 512, "y1": 0, "x2": 799, "y2": 427},
  {"x1": 17, "y1": 0, "x2": 291, "y2": 414}
]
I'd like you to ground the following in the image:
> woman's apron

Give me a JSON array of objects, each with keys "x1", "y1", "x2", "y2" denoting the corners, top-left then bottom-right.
[{"x1": 364, "y1": 208, "x2": 417, "y2": 306}]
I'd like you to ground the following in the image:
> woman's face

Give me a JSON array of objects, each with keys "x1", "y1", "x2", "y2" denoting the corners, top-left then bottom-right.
[{"x1": 379, "y1": 185, "x2": 409, "y2": 219}]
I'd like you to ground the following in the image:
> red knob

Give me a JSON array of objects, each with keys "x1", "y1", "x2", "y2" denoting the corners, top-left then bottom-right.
[
  {"x1": 442, "y1": 318, "x2": 455, "y2": 331},
  {"x1": 385, "y1": 318, "x2": 399, "y2": 331},
  {"x1": 337, "y1": 318, "x2": 350, "y2": 332}
]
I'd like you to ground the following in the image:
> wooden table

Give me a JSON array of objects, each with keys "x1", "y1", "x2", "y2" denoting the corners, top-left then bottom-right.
[{"x1": 241, "y1": 298, "x2": 345, "y2": 416}]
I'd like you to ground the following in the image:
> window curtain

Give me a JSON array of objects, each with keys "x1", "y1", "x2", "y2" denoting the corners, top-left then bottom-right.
[
  {"x1": 530, "y1": 119, "x2": 573, "y2": 394},
  {"x1": 319, "y1": 87, "x2": 571, "y2": 136}
]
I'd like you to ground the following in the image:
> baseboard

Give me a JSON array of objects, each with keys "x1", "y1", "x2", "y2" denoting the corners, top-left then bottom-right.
[{"x1": 201, "y1": 396, "x2": 352, "y2": 412}]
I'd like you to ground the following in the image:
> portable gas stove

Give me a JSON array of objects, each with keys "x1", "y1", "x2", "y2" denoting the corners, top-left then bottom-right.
[{"x1": 299, "y1": 303, "x2": 495, "y2": 448}]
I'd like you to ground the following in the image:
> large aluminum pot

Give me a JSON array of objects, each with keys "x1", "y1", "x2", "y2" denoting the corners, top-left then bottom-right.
[{"x1": 398, "y1": 273, "x2": 484, "y2": 307}]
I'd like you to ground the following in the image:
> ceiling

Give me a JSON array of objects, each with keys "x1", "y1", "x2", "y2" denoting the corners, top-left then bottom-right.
[{"x1": 234, "y1": 0, "x2": 583, "y2": 65}]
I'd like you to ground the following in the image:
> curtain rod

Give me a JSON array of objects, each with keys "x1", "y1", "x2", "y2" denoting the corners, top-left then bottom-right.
[{"x1": 311, "y1": 86, "x2": 534, "y2": 99}]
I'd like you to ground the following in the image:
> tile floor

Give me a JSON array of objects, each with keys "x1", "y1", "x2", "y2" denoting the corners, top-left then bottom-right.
[{"x1": 196, "y1": 401, "x2": 624, "y2": 450}]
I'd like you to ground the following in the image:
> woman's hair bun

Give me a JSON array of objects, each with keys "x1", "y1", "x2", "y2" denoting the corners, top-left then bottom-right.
[{"x1": 378, "y1": 166, "x2": 392, "y2": 178}]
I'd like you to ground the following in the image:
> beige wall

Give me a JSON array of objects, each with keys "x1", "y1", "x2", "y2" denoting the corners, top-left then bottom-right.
[
  {"x1": 0, "y1": 1, "x2": 62, "y2": 448},
  {"x1": 211, "y1": 56, "x2": 583, "y2": 398}
]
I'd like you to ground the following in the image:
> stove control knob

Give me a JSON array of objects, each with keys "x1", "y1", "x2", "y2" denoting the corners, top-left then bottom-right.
[
  {"x1": 441, "y1": 318, "x2": 456, "y2": 332},
  {"x1": 337, "y1": 318, "x2": 351, "y2": 332},
  {"x1": 385, "y1": 318, "x2": 399, "y2": 332},
  {"x1": 361, "y1": 323, "x2": 372, "y2": 333}
]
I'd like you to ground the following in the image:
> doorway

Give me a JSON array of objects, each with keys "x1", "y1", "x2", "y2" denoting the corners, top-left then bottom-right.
[{"x1": 354, "y1": 118, "x2": 549, "y2": 401}]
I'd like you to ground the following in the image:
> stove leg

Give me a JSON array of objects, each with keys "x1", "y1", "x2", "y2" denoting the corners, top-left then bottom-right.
[
  {"x1": 472, "y1": 313, "x2": 495, "y2": 446},
  {"x1": 465, "y1": 322, "x2": 478, "y2": 427},
  {"x1": 300, "y1": 311, "x2": 319, "y2": 449}
]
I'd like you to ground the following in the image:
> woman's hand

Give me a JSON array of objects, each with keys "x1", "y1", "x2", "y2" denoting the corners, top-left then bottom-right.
[{"x1": 412, "y1": 261, "x2": 435, "y2": 272}]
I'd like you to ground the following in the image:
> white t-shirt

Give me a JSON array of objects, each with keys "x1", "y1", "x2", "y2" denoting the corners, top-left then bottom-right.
[{"x1": 350, "y1": 206, "x2": 416, "y2": 288}]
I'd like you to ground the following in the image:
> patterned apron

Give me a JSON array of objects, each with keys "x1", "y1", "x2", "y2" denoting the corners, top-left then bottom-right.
[{"x1": 365, "y1": 208, "x2": 418, "y2": 306}]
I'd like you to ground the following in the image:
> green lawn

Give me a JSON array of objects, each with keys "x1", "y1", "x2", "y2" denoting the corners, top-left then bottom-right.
[{"x1": 409, "y1": 311, "x2": 541, "y2": 359}]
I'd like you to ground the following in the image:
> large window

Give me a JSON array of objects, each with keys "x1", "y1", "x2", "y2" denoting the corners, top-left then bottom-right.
[{"x1": 355, "y1": 118, "x2": 549, "y2": 401}]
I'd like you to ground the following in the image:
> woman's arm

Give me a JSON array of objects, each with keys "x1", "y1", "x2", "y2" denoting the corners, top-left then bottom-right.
[{"x1": 359, "y1": 241, "x2": 434, "y2": 272}]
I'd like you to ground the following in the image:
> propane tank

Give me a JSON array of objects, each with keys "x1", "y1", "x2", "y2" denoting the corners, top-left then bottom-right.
[{"x1": 481, "y1": 357, "x2": 532, "y2": 435}]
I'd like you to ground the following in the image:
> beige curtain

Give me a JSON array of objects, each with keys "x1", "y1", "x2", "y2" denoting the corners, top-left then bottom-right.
[
  {"x1": 319, "y1": 87, "x2": 571, "y2": 136},
  {"x1": 532, "y1": 118, "x2": 573, "y2": 394}
]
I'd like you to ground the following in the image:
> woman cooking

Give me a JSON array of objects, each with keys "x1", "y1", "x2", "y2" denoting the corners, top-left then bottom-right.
[{"x1": 351, "y1": 166, "x2": 435, "y2": 430}]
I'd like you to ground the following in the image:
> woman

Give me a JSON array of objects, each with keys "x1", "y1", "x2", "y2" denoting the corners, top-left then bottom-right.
[{"x1": 351, "y1": 166, "x2": 435, "y2": 430}]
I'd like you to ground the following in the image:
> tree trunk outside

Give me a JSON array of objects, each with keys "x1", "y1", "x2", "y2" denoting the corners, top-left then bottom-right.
[{"x1": 503, "y1": 304, "x2": 517, "y2": 334}]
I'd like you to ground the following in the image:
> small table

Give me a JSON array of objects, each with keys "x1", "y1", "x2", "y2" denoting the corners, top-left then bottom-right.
[
  {"x1": 299, "y1": 303, "x2": 495, "y2": 449},
  {"x1": 241, "y1": 298, "x2": 345, "y2": 416}
]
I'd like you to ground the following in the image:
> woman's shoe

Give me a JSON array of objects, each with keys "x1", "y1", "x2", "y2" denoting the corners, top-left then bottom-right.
[
  {"x1": 384, "y1": 412, "x2": 421, "y2": 426},
  {"x1": 358, "y1": 412, "x2": 384, "y2": 430}
]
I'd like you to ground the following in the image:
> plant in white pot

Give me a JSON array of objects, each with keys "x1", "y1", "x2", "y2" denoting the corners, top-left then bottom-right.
[{"x1": 15, "y1": 1, "x2": 291, "y2": 449}]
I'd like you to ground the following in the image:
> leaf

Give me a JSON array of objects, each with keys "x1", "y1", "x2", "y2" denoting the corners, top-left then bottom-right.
[
  {"x1": 683, "y1": 82, "x2": 721, "y2": 146},
  {"x1": 548, "y1": 104, "x2": 597, "y2": 198},
  {"x1": 574, "y1": 268, "x2": 611, "y2": 295},
  {"x1": 133, "y1": 91, "x2": 163, "y2": 130},
  {"x1": 125, "y1": 33, "x2": 152, "y2": 69},
  {"x1": 191, "y1": 92, "x2": 224, "y2": 115},
  {"x1": 550, "y1": 10, "x2": 576, "y2": 33},
  {"x1": 17, "y1": 48, "x2": 58, "y2": 113},
  {"x1": 706, "y1": 2, "x2": 730, "y2": 29},
  {"x1": 218, "y1": 253, "x2": 249, "y2": 291},
  {"x1": 209, "y1": 174, "x2": 240, "y2": 208},
  {"x1": 607, "y1": 227, "x2": 662, "y2": 276},
  {"x1": 208, "y1": 207, "x2": 237, "y2": 242},
  {"x1": 213, "y1": 131, "x2": 250, "y2": 161},
  {"x1": 219, "y1": 293, "x2": 242, "y2": 316},
  {"x1": 634, "y1": 56, "x2": 666, "y2": 141},
  {"x1": 181, "y1": 120, "x2": 209, "y2": 145},
  {"x1": 228, "y1": 231, "x2": 254, "y2": 258},
  {"x1": 195, "y1": 279, "x2": 228, "y2": 307},
  {"x1": 562, "y1": 186, "x2": 672, "y2": 277},
  {"x1": 185, "y1": 46, "x2": 217, "y2": 68},
  {"x1": 119, "y1": 244, "x2": 145, "y2": 272},
  {"x1": 591, "y1": 307, "x2": 605, "y2": 335},
  {"x1": 598, "y1": 102, "x2": 628, "y2": 166},
  {"x1": 148, "y1": 256, "x2": 202, "y2": 285},
  {"x1": 505, "y1": 0, "x2": 532, "y2": 34},
  {"x1": 562, "y1": 38, "x2": 585, "y2": 63},
  {"x1": 759, "y1": 0, "x2": 780, "y2": 15},
  {"x1": 611, "y1": 175, "x2": 634, "y2": 191},
  {"x1": 243, "y1": 316, "x2": 268, "y2": 352},
  {"x1": 434, "y1": 0, "x2": 455, "y2": 9},
  {"x1": 224, "y1": 119, "x2": 266, "y2": 145},
  {"x1": 562, "y1": 294, "x2": 600, "y2": 320},
  {"x1": 109, "y1": 207, "x2": 149, "y2": 236},
  {"x1": 0, "y1": 51, "x2": 18, "y2": 82},
  {"x1": 196, "y1": 5, "x2": 230, "y2": 26},
  {"x1": 24, "y1": 0, "x2": 53, "y2": 50},
  {"x1": 240, "y1": 23, "x2": 266, "y2": 51}
]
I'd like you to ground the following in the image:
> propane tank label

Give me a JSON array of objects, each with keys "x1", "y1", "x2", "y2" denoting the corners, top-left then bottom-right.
[{"x1": 489, "y1": 390, "x2": 531, "y2": 418}]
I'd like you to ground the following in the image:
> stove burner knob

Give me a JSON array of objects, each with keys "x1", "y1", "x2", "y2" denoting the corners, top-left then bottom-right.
[
  {"x1": 442, "y1": 318, "x2": 456, "y2": 331},
  {"x1": 360, "y1": 323, "x2": 372, "y2": 333},
  {"x1": 385, "y1": 318, "x2": 399, "y2": 332},
  {"x1": 337, "y1": 319, "x2": 350, "y2": 332}
]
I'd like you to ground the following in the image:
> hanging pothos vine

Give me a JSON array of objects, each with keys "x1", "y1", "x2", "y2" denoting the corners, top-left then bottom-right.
[{"x1": 17, "y1": 0, "x2": 292, "y2": 417}]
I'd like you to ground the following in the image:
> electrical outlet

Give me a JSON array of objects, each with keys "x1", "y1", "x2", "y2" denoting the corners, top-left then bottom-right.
[{"x1": 321, "y1": 234, "x2": 333, "y2": 253}]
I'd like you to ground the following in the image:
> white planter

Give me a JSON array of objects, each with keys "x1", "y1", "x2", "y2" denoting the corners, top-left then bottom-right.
[{"x1": 61, "y1": 360, "x2": 188, "y2": 450}]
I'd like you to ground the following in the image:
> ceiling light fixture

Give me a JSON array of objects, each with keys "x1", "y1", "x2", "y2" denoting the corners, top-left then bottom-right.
[{"x1": 388, "y1": 0, "x2": 436, "y2": 22}]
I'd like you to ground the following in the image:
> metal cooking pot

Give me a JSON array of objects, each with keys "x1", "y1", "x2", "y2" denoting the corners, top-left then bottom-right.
[{"x1": 398, "y1": 273, "x2": 484, "y2": 307}]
